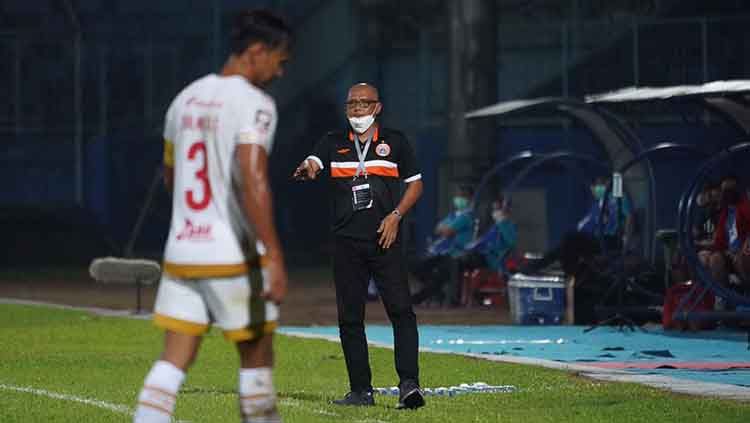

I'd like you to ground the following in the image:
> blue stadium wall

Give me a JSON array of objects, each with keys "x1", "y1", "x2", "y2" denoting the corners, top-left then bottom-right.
[{"x1": 2, "y1": 0, "x2": 750, "y2": 260}]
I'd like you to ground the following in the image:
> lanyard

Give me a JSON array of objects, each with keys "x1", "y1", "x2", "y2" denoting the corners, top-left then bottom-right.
[{"x1": 353, "y1": 134, "x2": 372, "y2": 178}]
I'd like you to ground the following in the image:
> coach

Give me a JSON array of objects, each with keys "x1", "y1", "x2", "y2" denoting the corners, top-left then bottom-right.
[{"x1": 293, "y1": 83, "x2": 425, "y2": 409}]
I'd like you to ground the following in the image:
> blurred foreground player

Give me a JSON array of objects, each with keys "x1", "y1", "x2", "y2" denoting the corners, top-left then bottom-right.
[{"x1": 133, "y1": 10, "x2": 292, "y2": 423}]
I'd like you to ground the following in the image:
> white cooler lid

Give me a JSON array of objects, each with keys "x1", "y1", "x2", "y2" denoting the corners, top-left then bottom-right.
[
  {"x1": 510, "y1": 273, "x2": 565, "y2": 283},
  {"x1": 509, "y1": 280, "x2": 565, "y2": 289}
]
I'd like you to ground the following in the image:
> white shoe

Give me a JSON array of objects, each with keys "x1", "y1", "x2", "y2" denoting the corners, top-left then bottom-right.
[
  {"x1": 714, "y1": 296, "x2": 726, "y2": 311},
  {"x1": 245, "y1": 408, "x2": 282, "y2": 423},
  {"x1": 729, "y1": 274, "x2": 742, "y2": 286}
]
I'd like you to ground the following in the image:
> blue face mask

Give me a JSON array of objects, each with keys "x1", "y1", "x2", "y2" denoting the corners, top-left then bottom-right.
[
  {"x1": 592, "y1": 185, "x2": 606, "y2": 200},
  {"x1": 453, "y1": 196, "x2": 469, "y2": 210}
]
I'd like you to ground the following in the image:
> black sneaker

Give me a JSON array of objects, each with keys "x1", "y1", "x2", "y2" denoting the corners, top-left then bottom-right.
[
  {"x1": 396, "y1": 380, "x2": 425, "y2": 409},
  {"x1": 331, "y1": 390, "x2": 375, "y2": 406}
]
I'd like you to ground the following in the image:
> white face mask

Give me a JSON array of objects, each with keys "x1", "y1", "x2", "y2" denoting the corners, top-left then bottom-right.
[
  {"x1": 348, "y1": 114, "x2": 375, "y2": 134},
  {"x1": 492, "y1": 210, "x2": 506, "y2": 222}
]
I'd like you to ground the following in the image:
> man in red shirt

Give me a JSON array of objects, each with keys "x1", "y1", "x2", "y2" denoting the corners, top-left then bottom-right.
[{"x1": 704, "y1": 174, "x2": 750, "y2": 290}]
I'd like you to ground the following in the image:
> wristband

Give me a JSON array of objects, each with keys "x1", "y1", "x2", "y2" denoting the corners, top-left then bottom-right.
[{"x1": 392, "y1": 209, "x2": 402, "y2": 219}]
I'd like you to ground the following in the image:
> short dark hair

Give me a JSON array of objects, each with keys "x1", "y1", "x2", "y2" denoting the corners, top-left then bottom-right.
[
  {"x1": 230, "y1": 10, "x2": 293, "y2": 55},
  {"x1": 703, "y1": 180, "x2": 720, "y2": 191},
  {"x1": 495, "y1": 193, "x2": 511, "y2": 210},
  {"x1": 456, "y1": 184, "x2": 474, "y2": 198},
  {"x1": 591, "y1": 176, "x2": 610, "y2": 186},
  {"x1": 720, "y1": 173, "x2": 739, "y2": 185}
]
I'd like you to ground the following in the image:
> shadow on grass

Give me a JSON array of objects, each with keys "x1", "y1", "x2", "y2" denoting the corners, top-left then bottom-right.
[
  {"x1": 281, "y1": 390, "x2": 331, "y2": 403},
  {"x1": 180, "y1": 387, "x2": 236, "y2": 395},
  {"x1": 179, "y1": 387, "x2": 334, "y2": 404}
]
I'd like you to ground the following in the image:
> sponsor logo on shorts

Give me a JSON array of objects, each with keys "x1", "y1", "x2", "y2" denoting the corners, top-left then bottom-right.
[{"x1": 176, "y1": 218, "x2": 213, "y2": 241}]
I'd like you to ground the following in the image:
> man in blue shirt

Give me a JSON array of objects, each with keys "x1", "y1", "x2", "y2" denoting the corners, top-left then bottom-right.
[
  {"x1": 465, "y1": 196, "x2": 518, "y2": 273},
  {"x1": 576, "y1": 178, "x2": 632, "y2": 242},
  {"x1": 459, "y1": 195, "x2": 519, "y2": 306},
  {"x1": 411, "y1": 184, "x2": 475, "y2": 305},
  {"x1": 524, "y1": 176, "x2": 632, "y2": 277}
]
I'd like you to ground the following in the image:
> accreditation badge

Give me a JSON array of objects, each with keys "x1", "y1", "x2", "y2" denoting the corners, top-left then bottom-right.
[{"x1": 350, "y1": 177, "x2": 373, "y2": 211}]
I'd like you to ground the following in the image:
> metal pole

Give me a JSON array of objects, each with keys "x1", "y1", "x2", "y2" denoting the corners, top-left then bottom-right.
[
  {"x1": 13, "y1": 38, "x2": 21, "y2": 140},
  {"x1": 701, "y1": 18, "x2": 708, "y2": 82},
  {"x1": 445, "y1": 0, "x2": 468, "y2": 215},
  {"x1": 136, "y1": 278, "x2": 142, "y2": 314},
  {"x1": 463, "y1": 0, "x2": 497, "y2": 166},
  {"x1": 74, "y1": 34, "x2": 83, "y2": 206},
  {"x1": 562, "y1": 22, "x2": 569, "y2": 97},
  {"x1": 144, "y1": 40, "x2": 153, "y2": 134},
  {"x1": 98, "y1": 45, "x2": 108, "y2": 136},
  {"x1": 632, "y1": 18, "x2": 639, "y2": 85},
  {"x1": 124, "y1": 168, "x2": 163, "y2": 258},
  {"x1": 701, "y1": 19, "x2": 710, "y2": 125},
  {"x1": 62, "y1": 0, "x2": 84, "y2": 205},
  {"x1": 417, "y1": 28, "x2": 431, "y2": 132}
]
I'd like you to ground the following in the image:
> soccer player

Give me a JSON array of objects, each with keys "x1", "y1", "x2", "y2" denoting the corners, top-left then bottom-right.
[{"x1": 133, "y1": 10, "x2": 292, "y2": 423}]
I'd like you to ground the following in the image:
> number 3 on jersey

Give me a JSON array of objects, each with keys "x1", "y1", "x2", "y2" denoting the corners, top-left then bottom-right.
[{"x1": 186, "y1": 141, "x2": 212, "y2": 210}]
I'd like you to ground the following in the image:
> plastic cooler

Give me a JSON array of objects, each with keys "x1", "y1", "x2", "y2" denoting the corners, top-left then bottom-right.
[{"x1": 508, "y1": 273, "x2": 566, "y2": 325}]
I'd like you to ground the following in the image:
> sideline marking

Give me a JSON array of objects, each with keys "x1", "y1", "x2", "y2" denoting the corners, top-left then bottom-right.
[
  {"x1": 0, "y1": 383, "x2": 132, "y2": 415},
  {"x1": 0, "y1": 383, "x2": 191, "y2": 422}
]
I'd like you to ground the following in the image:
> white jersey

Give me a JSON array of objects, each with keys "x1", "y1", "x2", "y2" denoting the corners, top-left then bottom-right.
[{"x1": 162, "y1": 74, "x2": 277, "y2": 278}]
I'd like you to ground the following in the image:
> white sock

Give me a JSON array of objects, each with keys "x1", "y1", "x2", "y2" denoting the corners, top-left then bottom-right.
[
  {"x1": 133, "y1": 360, "x2": 186, "y2": 423},
  {"x1": 239, "y1": 367, "x2": 280, "y2": 422}
]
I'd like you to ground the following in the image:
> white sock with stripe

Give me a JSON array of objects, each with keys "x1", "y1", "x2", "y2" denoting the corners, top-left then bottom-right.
[
  {"x1": 133, "y1": 360, "x2": 185, "y2": 423},
  {"x1": 239, "y1": 367, "x2": 280, "y2": 423}
]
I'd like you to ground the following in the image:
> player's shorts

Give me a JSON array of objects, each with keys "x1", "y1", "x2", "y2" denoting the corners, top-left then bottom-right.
[{"x1": 153, "y1": 269, "x2": 278, "y2": 342}]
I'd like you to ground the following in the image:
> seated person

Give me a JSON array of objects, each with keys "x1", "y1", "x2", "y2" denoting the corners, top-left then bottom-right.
[
  {"x1": 411, "y1": 184, "x2": 475, "y2": 305},
  {"x1": 674, "y1": 181, "x2": 720, "y2": 284},
  {"x1": 523, "y1": 176, "x2": 633, "y2": 278},
  {"x1": 700, "y1": 174, "x2": 750, "y2": 296},
  {"x1": 460, "y1": 195, "x2": 518, "y2": 306},
  {"x1": 694, "y1": 181, "x2": 722, "y2": 245}
]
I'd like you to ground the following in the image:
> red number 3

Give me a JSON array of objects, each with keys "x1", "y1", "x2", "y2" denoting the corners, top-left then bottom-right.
[{"x1": 186, "y1": 141, "x2": 212, "y2": 210}]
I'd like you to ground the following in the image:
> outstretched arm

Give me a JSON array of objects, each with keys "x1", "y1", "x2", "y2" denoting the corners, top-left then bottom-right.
[
  {"x1": 292, "y1": 157, "x2": 321, "y2": 181},
  {"x1": 293, "y1": 136, "x2": 327, "y2": 181}
]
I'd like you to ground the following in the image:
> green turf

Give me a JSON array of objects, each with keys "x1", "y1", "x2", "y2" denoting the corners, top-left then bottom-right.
[
  {"x1": 0, "y1": 266, "x2": 91, "y2": 283},
  {"x1": 1, "y1": 304, "x2": 748, "y2": 422}
]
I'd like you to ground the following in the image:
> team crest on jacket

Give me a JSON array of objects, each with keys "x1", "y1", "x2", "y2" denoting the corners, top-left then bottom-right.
[{"x1": 375, "y1": 143, "x2": 391, "y2": 157}]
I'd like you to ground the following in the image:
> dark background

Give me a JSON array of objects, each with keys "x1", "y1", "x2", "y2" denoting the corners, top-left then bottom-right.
[{"x1": 2, "y1": 0, "x2": 749, "y2": 268}]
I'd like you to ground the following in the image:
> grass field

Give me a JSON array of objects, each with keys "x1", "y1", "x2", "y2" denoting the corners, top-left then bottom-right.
[{"x1": 1, "y1": 304, "x2": 749, "y2": 422}]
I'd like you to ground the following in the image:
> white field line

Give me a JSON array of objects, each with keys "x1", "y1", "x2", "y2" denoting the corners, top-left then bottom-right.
[
  {"x1": 0, "y1": 383, "x2": 133, "y2": 415},
  {"x1": 0, "y1": 383, "x2": 191, "y2": 423},
  {"x1": 280, "y1": 397, "x2": 390, "y2": 422},
  {"x1": 0, "y1": 298, "x2": 152, "y2": 319},
  {"x1": 279, "y1": 398, "x2": 347, "y2": 420},
  {"x1": 1, "y1": 381, "x2": 347, "y2": 423}
]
